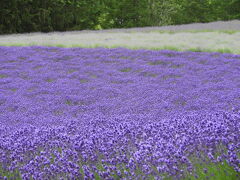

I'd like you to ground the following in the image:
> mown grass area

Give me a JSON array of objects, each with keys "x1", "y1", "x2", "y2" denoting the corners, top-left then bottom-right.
[
  {"x1": 139, "y1": 29, "x2": 240, "y2": 34},
  {"x1": 0, "y1": 30, "x2": 239, "y2": 54}
]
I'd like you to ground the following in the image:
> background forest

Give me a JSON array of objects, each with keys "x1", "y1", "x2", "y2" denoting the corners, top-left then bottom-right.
[{"x1": 0, "y1": 0, "x2": 240, "y2": 34}]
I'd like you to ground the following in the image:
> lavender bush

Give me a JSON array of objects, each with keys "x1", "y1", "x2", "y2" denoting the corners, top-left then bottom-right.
[{"x1": 0, "y1": 46, "x2": 239, "y2": 179}]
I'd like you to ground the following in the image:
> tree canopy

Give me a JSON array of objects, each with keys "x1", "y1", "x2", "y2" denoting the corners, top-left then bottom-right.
[{"x1": 0, "y1": 0, "x2": 239, "y2": 34}]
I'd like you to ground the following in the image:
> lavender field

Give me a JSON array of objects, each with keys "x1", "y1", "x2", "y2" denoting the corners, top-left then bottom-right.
[{"x1": 0, "y1": 46, "x2": 240, "y2": 179}]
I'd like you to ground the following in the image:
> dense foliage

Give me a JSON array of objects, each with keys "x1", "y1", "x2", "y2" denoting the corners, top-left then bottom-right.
[
  {"x1": 0, "y1": 0, "x2": 239, "y2": 34},
  {"x1": 0, "y1": 46, "x2": 239, "y2": 179}
]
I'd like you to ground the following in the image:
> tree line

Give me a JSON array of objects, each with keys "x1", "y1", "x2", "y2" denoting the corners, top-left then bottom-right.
[{"x1": 0, "y1": 0, "x2": 239, "y2": 34}]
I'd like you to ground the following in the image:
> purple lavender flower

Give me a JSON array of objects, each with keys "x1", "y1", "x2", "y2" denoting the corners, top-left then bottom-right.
[{"x1": 0, "y1": 46, "x2": 239, "y2": 179}]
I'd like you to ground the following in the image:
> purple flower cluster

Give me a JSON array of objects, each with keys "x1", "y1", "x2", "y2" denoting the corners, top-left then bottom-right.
[{"x1": 0, "y1": 46, "x2": 239, "y2": 179}]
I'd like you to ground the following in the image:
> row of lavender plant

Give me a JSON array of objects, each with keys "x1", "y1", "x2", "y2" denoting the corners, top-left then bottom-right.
[{"x1": 0, "y1": 46, "x2": 239, "y2": 179}]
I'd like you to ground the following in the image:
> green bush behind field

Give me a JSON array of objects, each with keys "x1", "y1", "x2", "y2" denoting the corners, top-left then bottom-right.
[{"x1": 0, "y1": 0, "x2": 239, "y2": 34}]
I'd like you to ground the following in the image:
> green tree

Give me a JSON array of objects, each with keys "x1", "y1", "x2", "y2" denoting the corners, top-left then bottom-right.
[
  {"x1": 0, "y1": 0, "x2": 239, "y2": 34},
  {"x1": 147, "y1": 0, "x2": 181, "y2": 26}
]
